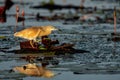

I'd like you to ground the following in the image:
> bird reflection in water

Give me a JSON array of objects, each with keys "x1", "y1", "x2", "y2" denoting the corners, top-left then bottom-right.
[{"x1": 13, "y1": 63, "x2": 59, "y2": 78}]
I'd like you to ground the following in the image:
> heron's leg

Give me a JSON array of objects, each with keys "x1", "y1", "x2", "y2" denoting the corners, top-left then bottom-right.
[
  {"x1": 36, "y1": 38, "x2": 41, "y2": 43},
  {"x1": 30, "y1": 40, "x2": 35, "y2": 48}
]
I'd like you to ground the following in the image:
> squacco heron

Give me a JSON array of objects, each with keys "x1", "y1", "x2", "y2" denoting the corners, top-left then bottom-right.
[{"x1": 14, "y1": 25, "x2": 57, "y2": 48}]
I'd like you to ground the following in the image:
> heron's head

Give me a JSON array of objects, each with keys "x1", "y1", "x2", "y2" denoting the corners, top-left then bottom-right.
[{"x1": 44, "y1": 25, "x2": 58, "y2": 31}]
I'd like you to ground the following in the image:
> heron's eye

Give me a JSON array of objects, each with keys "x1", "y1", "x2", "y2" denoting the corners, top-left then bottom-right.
[{"x1": 23, "y1": 66, "x2": 27, "y2": 70}]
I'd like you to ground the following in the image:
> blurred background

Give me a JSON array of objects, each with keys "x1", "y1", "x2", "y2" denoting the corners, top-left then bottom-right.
[{"x1": 0, "y1": 0, "x2": 120, "y2": 80}]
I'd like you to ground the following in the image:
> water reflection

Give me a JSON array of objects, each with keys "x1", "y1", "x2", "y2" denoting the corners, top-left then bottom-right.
[
  {"x1": 13, "y1": 63, "x2": 57, "y2": 78},
  {"x1": 20, "y1": 55, "x2": 59, "y2": 65}
]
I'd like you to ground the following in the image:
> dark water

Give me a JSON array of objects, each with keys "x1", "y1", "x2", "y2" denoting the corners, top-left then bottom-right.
[{"x1": 0, "y1": 0, "x2": 120, "y2": 80}]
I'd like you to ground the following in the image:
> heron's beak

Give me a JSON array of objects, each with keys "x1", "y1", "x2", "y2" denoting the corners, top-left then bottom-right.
[
  {"x1": 53, "y1": 27, "x2": 58, "y2": 31},
  {"x1": 58, "y1": 29, "x2": 62, "y2": 31}
]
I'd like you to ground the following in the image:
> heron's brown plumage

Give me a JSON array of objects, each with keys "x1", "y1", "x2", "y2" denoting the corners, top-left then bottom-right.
[{"x1": 14, "y1": 25, "x2": 57, "y2": 41}]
